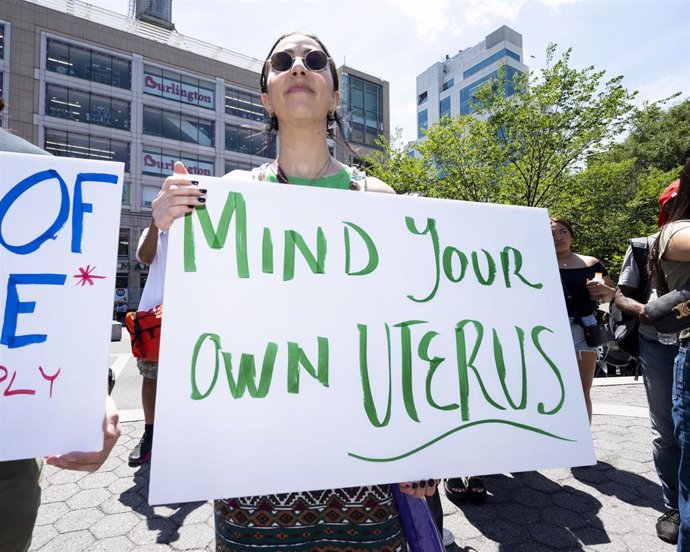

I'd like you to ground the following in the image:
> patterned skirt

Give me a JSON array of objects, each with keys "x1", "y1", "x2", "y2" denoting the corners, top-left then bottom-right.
[{"x1": 214, "y1": 485, "x2": 407, "y2": 552}]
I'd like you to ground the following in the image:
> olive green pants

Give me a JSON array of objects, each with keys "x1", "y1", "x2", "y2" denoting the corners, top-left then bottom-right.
[{"x1": 0, "y1": 458, "x2": 42, "y2": 552}]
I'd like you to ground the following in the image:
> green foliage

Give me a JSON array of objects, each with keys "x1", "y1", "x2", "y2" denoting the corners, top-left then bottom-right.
[{"x1": 361, "y1": 45, "x2": 688, "y2": 279}]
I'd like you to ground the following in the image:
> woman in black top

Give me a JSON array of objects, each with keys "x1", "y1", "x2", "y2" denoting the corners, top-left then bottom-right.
[{"x1": 551, "y1": 218, "x2": 615, "y2": 423}]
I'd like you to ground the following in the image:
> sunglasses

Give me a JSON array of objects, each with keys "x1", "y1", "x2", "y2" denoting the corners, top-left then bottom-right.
[{"x1": 270, "y1": 50, "x2": 329, "y2": 73}]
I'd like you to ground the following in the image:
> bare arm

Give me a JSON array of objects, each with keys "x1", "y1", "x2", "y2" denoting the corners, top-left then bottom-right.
[
  {"x1": 615, "y1": 285, "x2": 649, "y2": 322},
  {"x1": 664, "y1": 225, "x2": 690, "y2": 262},
  {"x1": 365, "y1": 176, "x2": 395, "y2": 194},
  {"x1": 136, "y1": 219, "x2": 158, "y2": 265}
]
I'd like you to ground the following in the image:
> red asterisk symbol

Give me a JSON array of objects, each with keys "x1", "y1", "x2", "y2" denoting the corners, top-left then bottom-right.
[{"x1": 73, "y1": 265, "x2": 107, "y2": 287}]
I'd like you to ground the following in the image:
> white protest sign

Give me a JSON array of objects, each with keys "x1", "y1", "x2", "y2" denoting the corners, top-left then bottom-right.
[
  {"x1": 0, "y1": 153, "x2": 123, "y2": 461},
  {"x1": 150, "y1": 177, "x2": 595, "y2": 505}
]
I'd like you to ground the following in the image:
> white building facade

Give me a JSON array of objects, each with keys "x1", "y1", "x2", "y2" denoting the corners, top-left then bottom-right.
[{"x1": 416, "y1": 25, "x2": 529, "y2": 139}]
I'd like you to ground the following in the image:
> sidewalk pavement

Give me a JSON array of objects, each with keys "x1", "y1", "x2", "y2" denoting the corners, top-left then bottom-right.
[{"x1": 29, "y1": 378, "x2": 675, "y2": 552}]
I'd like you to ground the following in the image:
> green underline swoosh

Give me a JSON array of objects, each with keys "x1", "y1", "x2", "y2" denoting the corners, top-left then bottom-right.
[{"x1": 347, "y1": 419, "x2": 576, "y2": 463}]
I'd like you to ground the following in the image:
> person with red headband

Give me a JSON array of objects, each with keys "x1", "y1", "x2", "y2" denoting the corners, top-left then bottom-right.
[{"x1": 614, "y1": 178, "x2": 682, "y2": 544}]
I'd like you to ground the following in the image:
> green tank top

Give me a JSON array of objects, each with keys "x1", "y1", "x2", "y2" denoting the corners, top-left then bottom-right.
[{"x1": 264, "y1": 165, "x2": 353, "y2": 189}]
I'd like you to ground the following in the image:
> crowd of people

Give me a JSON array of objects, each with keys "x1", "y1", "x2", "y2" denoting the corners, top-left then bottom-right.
[{"x1": 1, "y1": 30, "x2": 689, "y2": 552}]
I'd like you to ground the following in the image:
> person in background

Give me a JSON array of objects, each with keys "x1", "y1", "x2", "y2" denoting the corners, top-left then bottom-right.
[
  {"x1": 551, "y1": 217, "x2": 615, "y2": 423},
  {"x1": 614, "y1": 179, "x2": 681, "y2": 544},
  {"x1": 0, "y1": 97, "x2": 121, "y2": 552},
  {"x1": 648, "y1": 158, "x2": 690, "y2": 551},
  {"x1": 151, "y1": 31, "x2": 441, "y2": 552},
  {"x1": 127, "y1": 215, "x2": 167, "y2": 467}
]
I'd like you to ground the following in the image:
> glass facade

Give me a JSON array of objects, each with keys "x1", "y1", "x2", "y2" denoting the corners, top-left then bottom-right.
[
  {"x1": 46, "y1": 39, "x2": 131, "y2": 89},
  {"x1": 417, "y1": 109, "x2": 428, "y2": 139},
  {"x1": 141, "y1": 148, "x2": 215, "y2": 177},
  {"x1": 439, "y1": 96, "x2": 451, "y2": 119},
  {"x1": 143, "y1": 105, "x2": 214, "y2": 147},
  {"x1": 45, "y1": 83, "x2": 130, "y2": 129},
  {"x1": 463, "y1": 49, "x2": 520, "y2": 79},
  {"x1": 224, "y1": 159, "x2": 254, "y2": 174},
  {"x1": 459, "y1": 66, "x2": 522, "y2": 116},
  {"x1": 341, "y1": 74, "x2": 383, "y2": 147},
  {"x1": 442, "y1": 79, "x2": 454, "y2": 91},
  {"x1": 143, "y1": 67, "x2": 215, "y2": 110},
  {"x1": 225, "y1": 86, "x2": 267, "y2": 122},
  {"x1": 225, "y1": 123, "x2": 275, "y2": 158},
  {"x1": 122, "y1": 181, "x2": 130, "y2": 205},
  {"x1": 118, "y1": 229, "x2": 129, "y2": 257},
  {"x1": 142, "y1": 185, "x2": 159, "y2": 208},
  {"x1": 44, "y1": 129, "x2": 130, "y2": 171}
]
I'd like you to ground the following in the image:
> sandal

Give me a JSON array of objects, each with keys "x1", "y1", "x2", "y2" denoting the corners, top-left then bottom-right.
[
  {"x1": 466, "y1": 476, "x2": 487, "y2": 504},
  {"x1": 443, "y1": 477, "x2": 468, "y2": 507}
]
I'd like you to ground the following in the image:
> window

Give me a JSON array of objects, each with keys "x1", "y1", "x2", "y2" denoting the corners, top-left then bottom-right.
[
  {"x1": 142, "y1": 185, "x2": 158, "y2": 208},
  {"x1": 118, "y1": 229, "x2": 129, "y2": 258},
  {"x1": 442, "y1": 79, "x2": 454, "y2": 91},
  {"x1": 143, "y1": 106, "x2": 215, "y2": 146},
  {"x1": 45, "y1": 83, "x2": 131, "y2": 130},
  {"x1": 225, "y1": 87, "x2": 267, "y2": 122},
  {"x1": 141, "y1": 149, "x2": 215, "y2": 177},
  {"x1": 0, "y1": 24, "x2": 5, "y2": 60},
  {"x1": 143, "y1": 67, "x2": 215, "y2": 110},
  {"x1": 459, "y1": 66, "x2": 522, "y2": 115},
  {"x1": 44, "y1": 129, "x2": 130, "y2": 171},
  {"x1": 225, "y1": 124, "x2": 276, "y2": 158},
  {"x1": 417, "y1": 91, "x2": 427, "y2": 105},
  {"x1": 46, "y1": 39, "x2": 131, "y2": 89},
  {"x1": 224, "y1": 159, "x2": 253, "y2": 174},
  {"x1": 439, "y1": 96, "x2": 451, "y2": 119},
  {"x1": 463, "y1": 49, "x2": 520, "y2": 79},
  {"x1": 417, "y1": 109, "x2": 428, "y2": 139},
  {"x1": 341, "y1": 75, "x2": 383, "y2": 147},
  {"x1": 122, "y1": 181, "x2": 130, "y2": 205}
]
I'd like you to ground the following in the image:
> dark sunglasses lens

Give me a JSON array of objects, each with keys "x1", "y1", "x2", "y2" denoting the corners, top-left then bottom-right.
[
  {"x1": 305, "y1": 50, "x2": 328, "y2": 71},
  {"x1": 271, "y1": 51, "x2": 293, "y2": 72}
]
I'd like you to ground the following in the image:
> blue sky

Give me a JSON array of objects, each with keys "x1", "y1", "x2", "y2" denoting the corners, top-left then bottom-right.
[{"x1": 87, "y1": 0, "x2": 689, "y2": 144}]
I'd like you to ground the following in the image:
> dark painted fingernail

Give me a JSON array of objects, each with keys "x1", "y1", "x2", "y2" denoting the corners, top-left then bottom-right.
[
  {"x1": 191, "y1": 180, "x2": 199, "y2": 185},
  {"x1": 188, "y1": 204, "x2": 195, "y2": 209},
  {"x1": 427, "y1": 479, "x2": 435, "y2": 486},
  {"x1": 411, "y1": 482, "x2": 418, "y2": 489},
  {"x1": 419, "y1": 480, "x2": 427, "y2": 488},
  {"x1": 199, "y1": 188, "x2": 207, "y2": 193},
  {"x1": 198, "y1": 197, "x2": 206, "y2": 203}
]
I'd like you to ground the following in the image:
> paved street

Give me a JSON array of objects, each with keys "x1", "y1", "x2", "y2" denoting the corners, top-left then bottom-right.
[{"x1": 28, "y1": 336, "x2": 676, "y2": 551}]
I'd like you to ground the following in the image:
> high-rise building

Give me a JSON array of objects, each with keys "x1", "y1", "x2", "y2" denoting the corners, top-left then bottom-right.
[
  {"x1": 0, "y1": 0, "x2": 389, "y2": 308},
  {"x1": 416, "y1": 25, "x2": 528, "y2": 139}
]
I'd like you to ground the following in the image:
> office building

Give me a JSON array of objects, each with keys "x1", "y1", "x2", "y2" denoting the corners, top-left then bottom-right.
[
  {"x1": 416, "y1": 25, "x2": 528, "y2": 139},
  {"x1": 0, "y1": 0, "x2": 389, "y2": 307}
]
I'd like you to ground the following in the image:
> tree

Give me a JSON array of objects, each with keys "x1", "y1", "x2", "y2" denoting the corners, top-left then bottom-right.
[
  {"x1": 365, "y1": 44, "x2": 639, "y2": 209},
  {"x1": 472, "y1": 44, "x2": 638, "y2": 208}
]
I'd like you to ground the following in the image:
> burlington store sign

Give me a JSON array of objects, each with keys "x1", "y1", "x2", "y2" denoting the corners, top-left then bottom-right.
[
  {"x1": 143, "y1": 73, "x2": 215, "y2": 109},
  {"x1": 142, "y1": 152, "x2": 214, "y2": 176}
]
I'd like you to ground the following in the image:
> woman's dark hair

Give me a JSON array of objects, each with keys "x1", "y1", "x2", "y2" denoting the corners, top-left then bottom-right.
[
  {"x1": 549, "y1": 217, "x2": 575, "y2": 239},
  {"x1": 649, "y1": 157, "x2": 690, "y2": 295},
  {"x1": 259, "y1": 32, "x2": 348, "y2": 149}
]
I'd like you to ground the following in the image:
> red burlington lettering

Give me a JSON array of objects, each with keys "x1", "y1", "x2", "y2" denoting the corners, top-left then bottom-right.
[{"x1": 39, "y1": 366, "x2": 60, "y2": 399}]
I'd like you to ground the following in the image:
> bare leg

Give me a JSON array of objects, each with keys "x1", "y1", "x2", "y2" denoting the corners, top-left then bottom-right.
[
  {"x1": 142, "y1": 377, "x2": 157, "y2": 424},
  {"x1": 577, "y1": 350, "x2": 597, "y2": 423}
]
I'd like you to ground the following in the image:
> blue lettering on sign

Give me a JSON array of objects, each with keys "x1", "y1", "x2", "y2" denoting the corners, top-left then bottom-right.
[
  {"x1": 0, "y1": 170, "x2": 69, "y2": 254},
  {"x1": 1, "y1": 274, "x2": 67, "y2": 349},
  {"x1": 71, "y1": 173, "x2": 119, "y2": 253}
]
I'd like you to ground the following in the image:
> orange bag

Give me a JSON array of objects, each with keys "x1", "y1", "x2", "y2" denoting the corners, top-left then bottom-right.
[{"x1": 125, "y1": 305, "x2": 163, "y2": 362}]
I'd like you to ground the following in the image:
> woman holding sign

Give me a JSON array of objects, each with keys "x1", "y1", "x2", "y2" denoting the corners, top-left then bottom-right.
[
  {"x1": 153, "y1": 32, "x2": 442, "y2": 552},
  {"x1": 551, "y1": 217, "x2": 615, "y2": 423}
]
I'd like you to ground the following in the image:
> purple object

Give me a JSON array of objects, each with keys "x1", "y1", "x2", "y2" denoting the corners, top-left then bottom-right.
[{"x1": 392, "y1": 484, "x2": 445, "y2": 552}]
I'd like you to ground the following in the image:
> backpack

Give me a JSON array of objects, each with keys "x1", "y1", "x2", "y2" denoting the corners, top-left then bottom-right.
[
  {"x1": 125, "y1": 305, "x2": 163, "y2": 362},
  {"x1": 608, "y1": 237, "x2": 651, "y2": 357}
]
